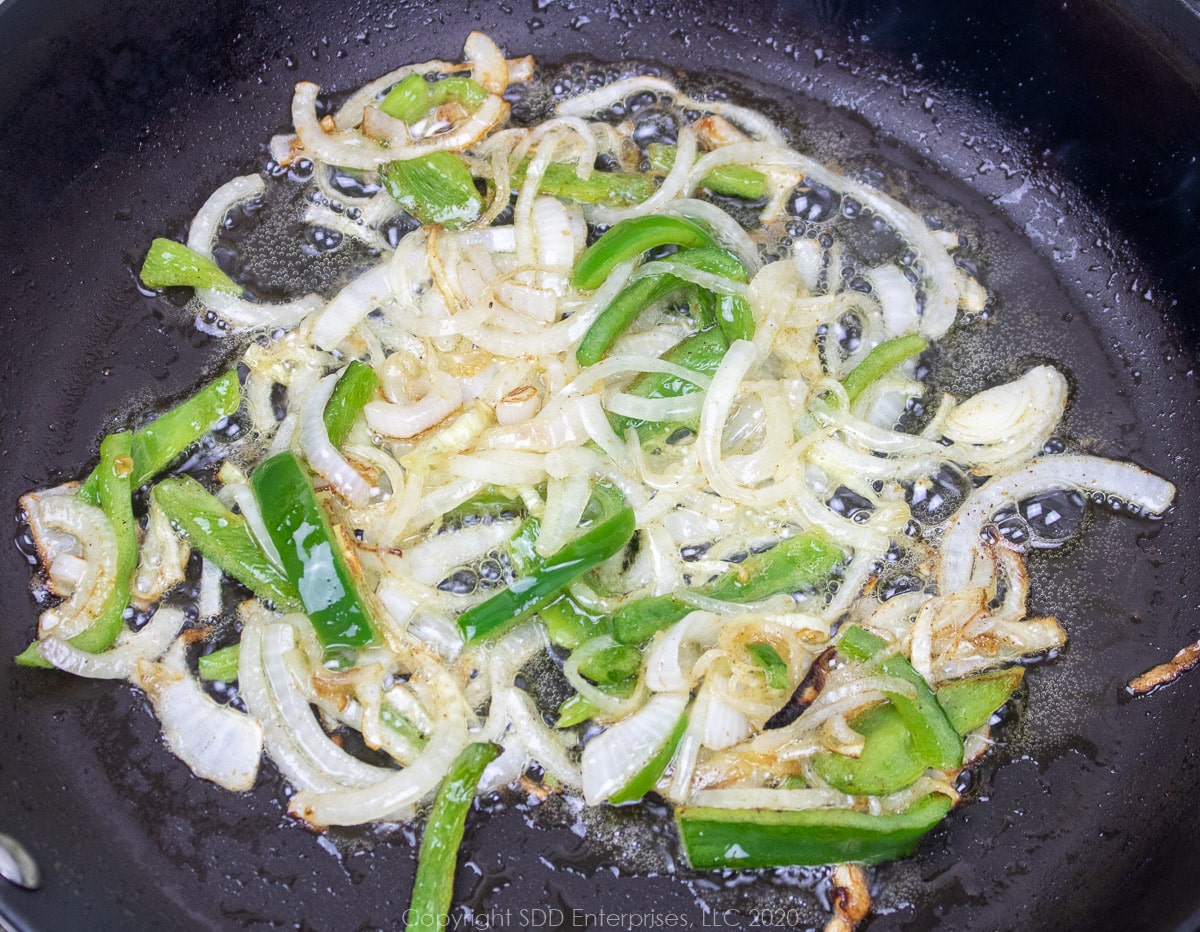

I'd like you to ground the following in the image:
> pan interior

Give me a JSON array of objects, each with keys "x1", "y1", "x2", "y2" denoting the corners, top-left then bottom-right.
[{"x1": 0, "y1": 2, "x2": 1198, "y2": 931}]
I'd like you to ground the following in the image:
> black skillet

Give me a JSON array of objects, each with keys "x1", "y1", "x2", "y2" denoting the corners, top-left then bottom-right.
[{"x1": 1, "y1": 0, "x2": 1199, "y2": 929}]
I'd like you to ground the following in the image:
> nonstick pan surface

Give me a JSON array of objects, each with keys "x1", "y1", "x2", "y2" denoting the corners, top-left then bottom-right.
[{"x1": 1, "y1": 1, "x2": 1199, "y2": 930}]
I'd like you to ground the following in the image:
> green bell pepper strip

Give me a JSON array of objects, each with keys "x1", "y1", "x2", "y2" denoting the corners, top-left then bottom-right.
[
  {"x1": 79, "y1": 370, "x2": 241, "y2": 504},
  {"x1": 838, "y1": 626, "x2": 962, "y2": 770},
  {"x1": 937, "y1": 667, "x2": 1024, "y2": 735},
  {"x1": 198, "y1": 644, "x2": 241, "y2": 682},
  {"x1": 251, "y1": 452, "x2": 379, "y2": 654},
  {"x1": 140, "y1": 238, "x2": 240, "y2": 294},
  {"x1": 153, "y1": 476, "x2": 300, "y2": 609},
  {"x1": 814, "y1": 666, "x2": 1025, "y2": 796},
  {"x1": 841, "y1": 334, "x2": 928, "y2": 404},
  {"x1": 573, "y1": 215, "x2": 719, "y2": 291},
  {"x1": 380, "y1": 73, "x2": 488, "y2": 125},
  {"x1": 609, "y1": 711, "x2": 689, "y2": 805},
  {"x1": 812, "y1": 702, "x2": 926, "y2": 796},
  {"x1": 613, "y1": 531, "x2": 844, "y2": 644},
  {"x1": 577, "y1": 644, "x2": 643, "y2": 686},
  {"x1": 443, "y1": 487, "x2": 527, "y2": 527},
  {"x1": 613, "y1": 533, "x2": 843, "y2": 644},
  {"x1": 457, "y1": 483, "x2": 636, "y2": 643},
  {"x1": 539, "y1": 591, "x2": 608, "y2": 650},
  {"x1": 609, "y1": 324, "x2": 729, "y2": 441},
  {"x1": 381, "y1": 152, "x2": 483, "y2": 229},
  {"x1": 406, "y1": 741, "x2": 501, "y2": 932},
  {"x1": 576, "y1": 246, "x2": 749, "y2": 367},
  {"x1": 746, "y1": 642, "x2": 789, "y2": 690},
  {"x1": 646, "y1": 143, "x2": 770, "y2": 201},
  {"x1": 16, "y1": 432, "x2": 139, "y2": 667},
  {"x1": 511, "y1": 161, "x2": 658, "y2": 207},
  {"x1": 505, "y1": 515, "x2": 541, "y2": 576},
  {"x1": 379, "y1": 73, "x2": 431, "y2": 123},
  {"x1": 324, "y1": 360, "x2": 379, "y2": 448},
  {"x1": 675, "y1": 792, "x2": 953, "y2": 869},
  {"x1": 555, "y1": 678, "x2": 635, "y2": 728}
]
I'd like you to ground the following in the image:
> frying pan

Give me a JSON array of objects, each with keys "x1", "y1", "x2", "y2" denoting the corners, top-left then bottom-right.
[{"x1": 1, "y1": 0, "x2": 1198, "y2": 929}]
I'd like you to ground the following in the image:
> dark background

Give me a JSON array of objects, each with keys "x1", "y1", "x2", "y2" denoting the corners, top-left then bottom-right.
[{"x1": 1, "y1": 0, "x2": 1199, "y2": 929}]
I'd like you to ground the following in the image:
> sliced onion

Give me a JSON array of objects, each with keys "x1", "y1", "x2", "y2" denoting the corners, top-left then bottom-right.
[
  {"x1": 186, "y1": 173, "x2": 320, "y2": 328},
  {"x1": 300, "y1": 374, "x2": 373, "y2": 506},
  {"x1": 310, "y1": 265, "x2": 393, "y2": 351},
  {"x1": 39, "y1": 606, "x2": 185, "y2": 680},
  {"x1": 465, "y1": 31, "x2": 509, "y2": 95},
  {"x1": 629, "y1": 257, "x2": 748, "y2": 298},
  {"x1": 30, "y1": 494, "x2": 117, "y2": 639},
  {"x1": 495, "y1": 386, "x2": 540, "y2": 425},
  {"x1": 695, "y1": 684, "x2": 752, "y2": 751},
  {"x1": 537, "y1": 466, "x2": 594, "y2": 559},
  {"x1": 261, "y1": 622, "x2": 392, "y2": 788},
  {"x1": 238, "y1": 612, "x2": 356, "y2": 793},
  {"x1": 197, "y1": 557, "x2": 223, "y2": 620},
  {"x1": 365, "y1": 376, "x2": 463, "y2": 439},
  {"x1": 589, "y1": 126, "x2": 696, "y2": 225},
  {"x1": 133, "y1": 497, "x2": 190, "y2": 606},
  {"x1": 661, "y1": 199, "x2": 763, "y2": 275},
  {"x1": 645, "y1": 611, "x2": 722, "y2": 693},
  {"x1": 287, "y1": 638, "x2": 471, "y2": 826},
  {"x1": 581, "y1": 692, "x2": 689, "y2": 804},
  {"x1": 135, "y1": 640, "x2": 263, "y2": 792},
  {"x1": 400, "y1": 520, "x2": 517, "y2": 586},
  {"x1": 449, "y1": 451, "x2": 547, "y2": 485},
  {"x1": 942, "y1": 365, "x2": 1067, "y2": 465},
  {"x1": 693, "y1": 787, "x2": 855, "y2": 810},
  {"x1": 939, "y1": 455, "x2": 1176, "y2": 592},
  {"x1": 869, "y1": 264, "x2": 920, "y2": 336}
]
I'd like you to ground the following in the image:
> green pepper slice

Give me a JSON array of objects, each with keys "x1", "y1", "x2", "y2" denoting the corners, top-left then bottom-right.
[
  {"x1": 646, "y1": 143, "x2": 769, "y2": 201},
  {"x1": 457, "y1": 482, "x2": 635, "y2": 643},
  {"x1": 838, "y1": 626, "x2": 962, "y2": 771},
  {"x1": 381, "y1": 152, "x2": 483, "y2": 229},
  {"x1": 512, "y1": 161, "x2": 658, "y2": 207},
  {"x1": 153, "y1": 476, "x2": 300, "y2": 609},
  {"x1": 78, "y1": 370, "x2": 240, "y2": 503},
  {"x1": 609, "y1": 324, "x2": 729, "y2": 442},
  {"x1": 937, "y1": 667, "x2": 1024, "y2": 735},
  {"x1": 841, "y1": 334, "x2": 927, "y2": 404},
  {"x1": 17, "y1": 432, "x2": 139, "y2": 667},
  {"x1": 324, "y1": 360, "x2": 379, "y2": 448},
  {"x1": 406, "y1": 741, "x2": 501, "y2": 931},
  {"x1": 613, "y1": 532, "x2": 844, "y2": 644},
  {"x1": 251, "y1": 451, "x2": 378, "y2": 654},
  {"x1": 380, "y1": 73, "x2": 489, "y2": 124},
  {"x1": 609, "y1": 711, "x2": 689, "y2": 805},
  {"x1": 573, "y1": 215, "x2": 718, "y2": 291},
  {"x1": 140, "y1": 238, "x2": 240, "y2": 293},
  {"x1": 198, "y1": 643, "x2": 241, "y2": 682},
  {"x1": 576, "y1": 246, "x2": 749, "y2": 367},
  {"x1": 746, "y1": 642, "x2": 789, "y2": 690},
  {"x1": 675, "y1": 792, "x2": 953, "y2": 869}
]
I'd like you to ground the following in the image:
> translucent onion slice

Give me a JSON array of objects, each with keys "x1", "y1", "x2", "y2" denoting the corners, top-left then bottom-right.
[
  {"x1": 261, "y1": 622, "x2": 392, "y2": 789},
  {"x1": 28, "y1": 494, "x2": 117, "y2": 639},
  {"x1": 645, "y1": 611, "x2": 722, "y2": 693},
  {"x1": 939, "y1": 455, "x2": 1176, "y2": 592},
  {"x1": 286, "y1": 638, "x2": 471, "y2": 826},
  {"x1": 187, "y1": 174, "x2": 321, "y2": 328},
  {"x1": 135, "y1": 640, "x2": 264, "y2": 792},
  {"x1": 39, "y1": 606, "x2": 185, "y2": 680},
  {"x1": 309, "y1": 264, "x2": 393, "y2": 352},
  {"x1": 581, "y1": 691, "x2": 689, "y2": 805}
]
